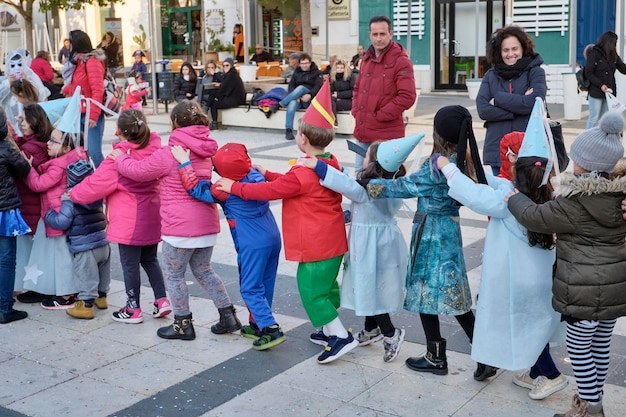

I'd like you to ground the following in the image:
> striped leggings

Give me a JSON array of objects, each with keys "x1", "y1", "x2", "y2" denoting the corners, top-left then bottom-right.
[{"x1": 565, "y1": 319, "x2": 616, "y2": 402}]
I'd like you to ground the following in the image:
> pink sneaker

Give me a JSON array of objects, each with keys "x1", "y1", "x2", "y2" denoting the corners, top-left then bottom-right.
[
  {"x1": 112, "y1": 306, "x2": 144, "y2": 324},
  {"x1": 153, "y1": 298, "x2": 172, "y2": 318}
]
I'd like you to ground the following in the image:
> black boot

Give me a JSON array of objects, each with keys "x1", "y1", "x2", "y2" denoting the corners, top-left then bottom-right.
[
  {"x1": 211, "y1": 305, "x2": 242, "y2": 334},
  {"x1": 157, "y1": 313, "x2": 195, "y2": 340},
  {"x1": 473, "y1": 362, "x2": 498, "y2": 381},
  {"x1": 209, "y1": 121, "x2": 218, "y2": 131},
  {"x1": 406, "y1": 339, "x2": 448, "y2": 375}
]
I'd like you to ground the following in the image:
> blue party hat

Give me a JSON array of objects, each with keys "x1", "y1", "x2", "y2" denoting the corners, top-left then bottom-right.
[
  {"x1": 518, "y1": 97, "x2": 549, "y2": 159},
  {"x1": 377, "y1": 132, "x2": 425, "y2": 172},
  {"x1": 39, "y1": 97, "x2": 72, "y2": 126},
  {"x1": 55, "y1": 86, "x2": 82, "y2": 134}
]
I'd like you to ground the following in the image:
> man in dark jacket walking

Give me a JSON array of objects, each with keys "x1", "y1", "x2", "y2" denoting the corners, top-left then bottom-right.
[
  {"x1": 278, "y1": 53, "x2": 323, "y2": 140},
  {"x1": 351, "y1": 15, "x2": 416, "y2": 171}
]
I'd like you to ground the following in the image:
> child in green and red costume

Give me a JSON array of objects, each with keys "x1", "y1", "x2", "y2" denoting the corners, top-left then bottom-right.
[{"x1": 214, "y1": 79, "x2": 358, "y2": 364}]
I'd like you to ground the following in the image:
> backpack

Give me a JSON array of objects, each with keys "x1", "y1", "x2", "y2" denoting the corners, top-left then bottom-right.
[
  {"x1": 246, "y1": 87, "x2": 265, "y2": 112},
  {"x1": 103, "y1": 72, "x2": 123, "y2": 115},
  {"x1": 576, "y1": 68, "x2": 590, "y2": 91}
]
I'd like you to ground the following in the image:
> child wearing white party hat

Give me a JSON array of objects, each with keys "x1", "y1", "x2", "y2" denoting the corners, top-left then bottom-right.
[
  {"x1": 303, "y1": 132, "x2": 424, "y2": 362},
  {"x1": 508, "y1": 110, "x2": 626, "y2": 417}
]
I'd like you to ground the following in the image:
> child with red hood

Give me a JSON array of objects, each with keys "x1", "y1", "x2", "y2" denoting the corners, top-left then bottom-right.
[{"x1": 171, "y1": 142, "x2": 284, "y2": 351}]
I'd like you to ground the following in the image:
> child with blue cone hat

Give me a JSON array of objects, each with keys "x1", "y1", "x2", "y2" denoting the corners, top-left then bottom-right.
[
  {"x1": 303, "y1": 132, "x2": 425, "y2": 362},
  {"x1": 434, "y1": 100, "x2": 568, "y2": 397},
  {"x1": 508, "y1": 110, "x2": 626, "y2": 417}
]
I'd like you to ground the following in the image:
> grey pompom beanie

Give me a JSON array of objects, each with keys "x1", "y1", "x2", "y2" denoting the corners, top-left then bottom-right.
[{"x1": 570, "y1": 112, "x2": 625, "y2": 173}]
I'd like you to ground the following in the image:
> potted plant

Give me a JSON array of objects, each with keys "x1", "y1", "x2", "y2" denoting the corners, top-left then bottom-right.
[
  {"x1": 218, "y1": 42, "x2": 234, "y2": 61},
  {"x1": 205, "y1": 31, "x2": 221, "y2": 63}
]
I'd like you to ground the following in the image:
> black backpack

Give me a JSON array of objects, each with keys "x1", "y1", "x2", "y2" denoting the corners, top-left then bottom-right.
[
  {"x1": 576, "y1": 68, "x2": 590, "y2": 91},
  {"x1": 246, "y1": 88, "x2": 265, "y2": 112}
]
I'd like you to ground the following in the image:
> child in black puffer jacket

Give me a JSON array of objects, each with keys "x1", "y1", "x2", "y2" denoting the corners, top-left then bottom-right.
[
  {"x1": 45, "y1": 160, "x2": 110, "y2": 320},
  {"x1": 0, "y1": 108, "x2": 32, "y2": 324}
]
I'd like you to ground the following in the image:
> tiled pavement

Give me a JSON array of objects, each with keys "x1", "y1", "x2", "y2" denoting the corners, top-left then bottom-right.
[{"x1": 1, "y1": 93, "x2": 625, "y2": 417}]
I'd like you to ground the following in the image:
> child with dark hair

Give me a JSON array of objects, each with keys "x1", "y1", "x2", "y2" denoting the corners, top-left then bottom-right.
[
  {"x1": 0, "y1": 108, "x2": 32, "y2": 323},
  {"x1": 508, "y1": 111, "x2": 626, "y2": 417},
  {"x1": 71, "y1": 109, "x2": 170, "y2": 323},
  {"x1": 111, "y1": 101, "x2": 240, "y2": 339},
  {"x1": 215, "y1": 81, "x2": 356, "y2": 363},
  {"x1": 366, "y1": 105, "x2": 490, "y2": 378},
  {"x1": 437, "y1": 99, "x2": 567, "y2": 399},
  {"x1": 303, "y1": 134, "x2": 424, "y2": 362},
  {"x1": 172, "y1": 142, "x2": 284, "y2": 350},
  {"x1": 10, "y1": 79, "x2": 40, "y2": 106},
  {"x1": 45, "y1": 160, "x2": 109, "y2": 320}
]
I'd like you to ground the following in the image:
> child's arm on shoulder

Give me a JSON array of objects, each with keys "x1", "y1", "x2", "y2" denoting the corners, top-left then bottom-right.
[
  {"x1": 507, "y1": 192, "x2": 577, "y2": 234},
  {"x1": 44, "y1": 200, "x2": 74, "y2": 231},
  {"x1": 172, "y1": 145, "x2": 217, "y2": 203},
  {"x1": 215, "y1": 170, "x2": 300, "y2": 201},
  {"x1": 303, "y1": 158, "x2": 368, "y2": 203},
  {"x1": 24, "y1": 163, "x2": 64, "y2": 192}
]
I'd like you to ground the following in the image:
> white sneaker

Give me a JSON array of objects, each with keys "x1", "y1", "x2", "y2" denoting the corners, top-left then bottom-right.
[
  {"x1": 529, "y1": 375, "x2": 568, "y2": 400},
  {"x1": 383, "y1": 328, "x2": 405, "y2": 362},
  {"x1": 512, "y1": 369, "x2": 536, "y2": 390}
]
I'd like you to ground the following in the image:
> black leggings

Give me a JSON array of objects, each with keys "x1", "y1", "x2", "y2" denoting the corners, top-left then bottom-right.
[
  {"x1": 419, "y1": 311, "x2": 475, "y2": 342},
  {"x1": 364, "y1": 313, "x2": 395, "y2": 335}
]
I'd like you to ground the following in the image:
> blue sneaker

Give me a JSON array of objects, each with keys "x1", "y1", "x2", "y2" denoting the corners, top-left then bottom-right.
[
  {"x1": 317, "y1": 332, "x2": 358, "y2": 364},
  {"x1": 309, "y1": 329, "x2": 329, "y2": 346}
]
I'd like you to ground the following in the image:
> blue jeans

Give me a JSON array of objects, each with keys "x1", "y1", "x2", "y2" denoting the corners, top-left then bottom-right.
[
  {"x1": 587, "y1": 96, "x2": 608, "y2": 129},
  {"x1": 353, "y1": 141, "x2": 371, "y2": 173},
  {"x1": 280, "y1": 85, "x2": 311, "y2": 130},
  {"x1": 0, "y1": 236, "x2": 17, "y2": 313},
  {"x1": 81, "y1": 112, "x2": 106, "y2": 168}
]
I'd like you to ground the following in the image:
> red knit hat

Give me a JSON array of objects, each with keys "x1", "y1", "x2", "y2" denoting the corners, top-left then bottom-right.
[
  {"x1": 301, "y1": 78, "x2": 334, "y2": 129},
  {"x1": 212, "y1": 143, "x2": 251, "y2": 181}
]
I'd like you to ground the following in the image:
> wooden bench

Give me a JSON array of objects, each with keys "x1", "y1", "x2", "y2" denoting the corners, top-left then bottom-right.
[{"x1": 221, "y1": 106, "x2": 355, "y2": 135}]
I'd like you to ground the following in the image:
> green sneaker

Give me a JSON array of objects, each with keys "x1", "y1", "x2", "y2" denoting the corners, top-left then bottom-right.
[
  {"x1": 252, "y1": 325, "x2": 286, "y2": 351},
  {"x1": 241, "y1": 322, "x2": 261, "y2": 340}
]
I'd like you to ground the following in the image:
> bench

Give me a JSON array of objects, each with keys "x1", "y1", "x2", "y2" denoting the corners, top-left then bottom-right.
[{"x1": 221, "y1": 106, "x2": 355, "y2": 135}]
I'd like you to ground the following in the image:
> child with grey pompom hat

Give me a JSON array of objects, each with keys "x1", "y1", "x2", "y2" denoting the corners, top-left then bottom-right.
[
  {"x1": 507, "y1": 110, "x2": 626, "y2": 417},
  {"x1": 569, "y1": 111, "x2": 625, "y2": 173}
]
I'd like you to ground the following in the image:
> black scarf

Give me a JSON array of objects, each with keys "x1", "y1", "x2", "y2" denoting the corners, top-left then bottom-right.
[{"x1": 493, "y1": 56, "x2": 533, "y2": 80}]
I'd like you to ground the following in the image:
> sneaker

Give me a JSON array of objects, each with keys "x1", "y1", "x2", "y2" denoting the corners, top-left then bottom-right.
[
  {"x1": 513, "y1": 369, "x2": 536, "y2": 390},
  {"x1": 285, "y1": 128, "x2": 295, "y2": 140},
  {"x1": 252, "y1": 325, "x2": 287, "y2": 351},
  {"x1": 529, "y1": 375, "x2": 569, "y2": 400},
  {"x1": 209, "y1": 121, "x2": 218, "y2": 131},
  {"x1": 112, "y1": 306, "x2": 144, "y2": 324},
  {"x1": 0, "y1": 309, "x2": 28, "y2": 324},
  {"x1": 66, "y1": 300, "x2": 94, "y2": 319},
  {"x1": 317, "y1": 332, "x2": 359, "y2": 364},
  {"x1": 383, "y1": 328, "x2": 405, "y2": 362},
  {"x1": 16, "y1": 291, "x2": 46, "y2": 303},
  {"x1": 357, "y1": 327, "x2": 383, "y2": 346},
  {"x1": 309, "y1": 328, "x2": 330, "y2": 346},
  {"x1": 152, "y1": 298, "x2": 172, "y2": 318},
  {"x1": 41, "y1": 295, "x2": 76, "y2": 310},
  {"x1": 94, "y1": 296, "x2": 108, "y2": 310},
  {"x1": 241, "y1": 322, "x2": 262, "y2": 340}
]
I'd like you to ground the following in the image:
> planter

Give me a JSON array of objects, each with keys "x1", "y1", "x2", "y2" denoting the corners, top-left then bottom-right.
[
  {"x1": 218, "y1": 51, "x2": 232, "y2": 62},
  {"x1": 466, "y1": 78, "x2": 482, "y2": 101},
  {"x1": 239, "y1": 64, "x2": 257, "y2": 82},
  {"x1": 205, "y1": 51, "x2": 218, "y2": 63}
]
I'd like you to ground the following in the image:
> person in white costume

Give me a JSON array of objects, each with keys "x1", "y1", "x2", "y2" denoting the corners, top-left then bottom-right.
[{"x1": 435, "y1": 98, "x2": 567, "y2": 400}]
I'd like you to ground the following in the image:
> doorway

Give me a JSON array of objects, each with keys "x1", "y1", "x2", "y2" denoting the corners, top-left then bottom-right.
[
  {"x1": 434, "y1": 0, "x2": 504, "y2": 90},
  {"x1": 161, "y1": 1, "x2": 202, "y2": 63}
]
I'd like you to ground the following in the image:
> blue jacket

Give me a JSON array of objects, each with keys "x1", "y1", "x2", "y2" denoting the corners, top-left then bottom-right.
[
  {"x1": 45, "y1": 199, "x2": 108, "y2": 254},
  {"x1": 476, "y1": 54, "x2": 546, "y2": 166}
]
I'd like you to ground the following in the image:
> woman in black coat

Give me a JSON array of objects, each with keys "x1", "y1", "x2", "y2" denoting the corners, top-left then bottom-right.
[
  {"x1": 584, "y1": 31, "x2": 626, "y2": 128},
  {"x1": 206, "y1": 58, "x2": 245, "y2": 130},
  {"x1": 173, "y1": 62, "x2": 198, "y2": 102},
  {"x1": 330, "y1": 59, "x2": 357, "y2": 120}
]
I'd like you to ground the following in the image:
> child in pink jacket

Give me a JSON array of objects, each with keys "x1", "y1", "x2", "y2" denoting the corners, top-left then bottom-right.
[
  {"x1": 23, "y1": 127, "x2": 84, "y2": 309},
  {"x1": 70, "y1": 109, "x2": 171, "y2": 323},
  {"x1": 110, "y1": 101, "x2": 240, "y2": 340}
]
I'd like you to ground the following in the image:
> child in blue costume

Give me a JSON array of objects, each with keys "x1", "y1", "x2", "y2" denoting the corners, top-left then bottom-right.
[
  {"x1": 171, "y1": 142, "x2": 284, "y2": 351},
  {"x1": 367, "y1": 105, "x2": 492, "y2": 379}
]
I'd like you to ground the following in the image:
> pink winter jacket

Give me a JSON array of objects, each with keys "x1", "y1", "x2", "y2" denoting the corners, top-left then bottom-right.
[
  {"x1": 24, "y1": 147, "x2": 85, "y2": 237},
  {"x1": 70, "y1": 132, "x2": 162, "y2": 245},
  {"x1": 114, "y1": 125, "x2": 220, "y2": 238}
]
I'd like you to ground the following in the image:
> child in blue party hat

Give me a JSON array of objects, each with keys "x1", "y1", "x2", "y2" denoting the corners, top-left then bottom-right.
[{"x1": 304, "y1": 133, "x2": 424, "y2": 362}]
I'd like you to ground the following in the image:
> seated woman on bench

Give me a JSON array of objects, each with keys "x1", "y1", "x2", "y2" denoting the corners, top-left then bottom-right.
[{"x1": 206, "y1": 58, "x2": 245, "y2": 131}]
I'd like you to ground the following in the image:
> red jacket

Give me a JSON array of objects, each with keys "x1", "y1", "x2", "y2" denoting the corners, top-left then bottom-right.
[
  {"x1": 352, "y1": 42, "x2": 416, "y2": 143},
  {"x1": 62, "y1": 50, "x2": 106, "y2": 122},
  {"x1": 30, "y1": 57, "x2": 55, "y2": 83},
  {"x1": 230, "y1": 155, "x2": 348, "y2": 263},
  {"x1": 15, "y1": 135, "x2": 49, "y2": 232}
]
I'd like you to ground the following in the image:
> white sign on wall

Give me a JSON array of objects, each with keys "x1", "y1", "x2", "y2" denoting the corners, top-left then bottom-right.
[{"x1": 328, "y1": 0, "x2": 350, "y2": 21}]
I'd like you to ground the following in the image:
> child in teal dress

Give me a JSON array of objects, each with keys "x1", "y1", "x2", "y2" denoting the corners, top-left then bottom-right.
[{"x1": 367, "y1": 105, "x2": 493, "y2": 379}]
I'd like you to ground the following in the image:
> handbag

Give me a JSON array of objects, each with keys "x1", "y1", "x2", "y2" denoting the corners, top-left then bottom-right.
[
  {"x1": 605, "y1": 91, "x2": 626, "y2": 113},
  {"x1": 545, "y1": 107, "x2": 570, "y2": 172}
]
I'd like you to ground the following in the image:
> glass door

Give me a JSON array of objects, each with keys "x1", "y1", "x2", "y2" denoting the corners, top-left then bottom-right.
[{"x1": 435, "y1": 0, "x2": 503, "y2": 90}]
